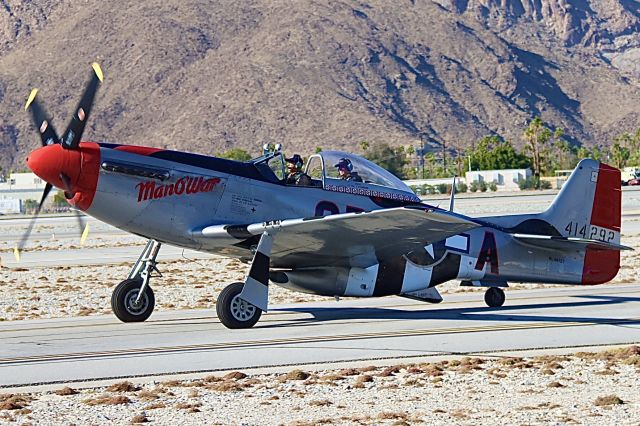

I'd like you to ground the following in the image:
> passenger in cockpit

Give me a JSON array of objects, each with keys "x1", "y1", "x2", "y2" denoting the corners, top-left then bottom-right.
[
  {"x1": 335, "y1": 158, "x2": 363, "y2": 182},
  {"x1": 285, "y1": 154, "x2": 312, "y2": 186}
]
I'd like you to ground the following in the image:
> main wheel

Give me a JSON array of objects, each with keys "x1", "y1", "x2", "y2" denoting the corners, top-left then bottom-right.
[
  {"x1": 216, "y1": 282, "x2": 262, "y2": 329},
  {"x1": 111, "y1": 278, "x2": 155, "y2": 322},
  {"x1": 484, "y1": 287, "x2": 505, "y2": 308}
]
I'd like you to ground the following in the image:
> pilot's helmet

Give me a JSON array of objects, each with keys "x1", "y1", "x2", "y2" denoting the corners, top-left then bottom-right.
[
  {"x1": 334, "y1": 158, "x2": 353, "y2": 172},
  {"x1": 285, "y1": 154, "x2": 303, "y2": 169}
]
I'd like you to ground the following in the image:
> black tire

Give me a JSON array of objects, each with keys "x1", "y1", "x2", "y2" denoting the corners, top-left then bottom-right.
[
  {"x1": 216, "y1": 282, "x2": 262, "y2": 329},
  {"x1": 484, "y1": 287, "x2": 506, "y2": 308},
  {"x1": 111, "y1": 278, "x2": 155, "y2": 322}
]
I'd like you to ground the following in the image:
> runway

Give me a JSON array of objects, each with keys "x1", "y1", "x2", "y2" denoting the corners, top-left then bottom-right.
[{"x1": 1, "y1": 283, "x2": 639, "y2": 389}]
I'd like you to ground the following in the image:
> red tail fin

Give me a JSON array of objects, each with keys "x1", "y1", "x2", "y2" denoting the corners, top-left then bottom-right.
[{"x1": 582, "y1": 163, "x2": 621, "y2": 284}]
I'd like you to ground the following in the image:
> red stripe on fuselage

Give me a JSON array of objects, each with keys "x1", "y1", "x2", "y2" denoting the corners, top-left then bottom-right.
[
  {"x1": 114, "y1": 145, "x2": 164, "y2": 156},
  {"x1": 582, "y1": 163, "x2": 621, "y2": 284}
]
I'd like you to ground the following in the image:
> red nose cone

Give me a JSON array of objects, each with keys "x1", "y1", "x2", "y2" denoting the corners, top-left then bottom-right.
[
  {"x1": 27, "y1": 144, "x2": 78, "y2": 189},
  {"x1": 26, "y1": 142, "x2": 101, "y2": 211}
]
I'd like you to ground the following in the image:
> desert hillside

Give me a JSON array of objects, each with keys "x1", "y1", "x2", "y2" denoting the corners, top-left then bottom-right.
[{"x1": 1, "y1": 0, "x2": 639, "y2": 172}]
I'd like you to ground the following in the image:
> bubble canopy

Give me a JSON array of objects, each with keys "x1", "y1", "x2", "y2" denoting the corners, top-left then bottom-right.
[{"x1": 305, "y1": 150, "x2": 414, "y2": 193}]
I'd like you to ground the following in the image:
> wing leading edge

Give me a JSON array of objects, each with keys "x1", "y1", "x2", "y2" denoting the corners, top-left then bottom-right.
[{"x1": 201, "y1": 207, "x2": 481, "y2": 268}]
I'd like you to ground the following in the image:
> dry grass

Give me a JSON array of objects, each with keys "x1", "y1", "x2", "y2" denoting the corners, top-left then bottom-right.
[
  {"x1": 144, "y1": 402, "x2": 166, "y2": 410},
  {"x1": 309, "y1": 399, "x2": 332, "y2": 407},
  {"x1": 83, "y1": 395, "x2": 131, "y2": 406},
  {"x1": 136, "y1": 389, "x2": 161, "y2": 401},
  {"x1": 223, "y1": 371, "x2": 247, "y2": 380},
  {"x1": 337, "y1": 368, "x2": 359, "y2": 376},
  {"x1": 378, "y1": 366, "x2": 401, "y2": 377},
  {"x1": 206, "y1": 381, "x2": 243, "y2": 392},
  {"x1": 286, "y1": 369, "x2": 310, "y2": 381},
  {"x1": 594, "y1": 395, "x2": 624, "y2": 406},
  {"x1": 131, "y1": 413, "x2": 149, "y2": 424},
  {"x1": 175, "y1": 402, "x2": 202, "y2": 411},
  {"x1": 54, "y1": 386, "x2": 78, "y2": 396},
  {"x1": 0, "y1": 394, "x2": 32, "y2": 410},
  {"x1": 106, "y1": 381, "x2": 141, "y2": 392}
]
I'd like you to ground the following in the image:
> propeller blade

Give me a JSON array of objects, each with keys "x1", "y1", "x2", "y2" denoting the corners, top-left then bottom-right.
[
  {"x1": 80, "y1": 220, "x2": 90, "y2": 246},
  {"x1": 24, "y1": 88, "x2": 60, "y2": 146},
  {"x1": 61, "y1": 62, "x2": 104, "y2": 150},
  {"x1": 14, "y1": 182, "x2": 53, "y2": 259}
]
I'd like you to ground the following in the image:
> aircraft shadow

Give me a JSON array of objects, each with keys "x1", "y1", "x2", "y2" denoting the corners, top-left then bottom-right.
[{"x1": 262, "y1": 294, "x2": 640, "y2": 329}]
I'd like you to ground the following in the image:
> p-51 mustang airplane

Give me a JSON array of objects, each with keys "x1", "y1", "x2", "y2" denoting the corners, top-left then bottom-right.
[{"x1": 19, "y1": 64, "x2": 632, "y2": 329}]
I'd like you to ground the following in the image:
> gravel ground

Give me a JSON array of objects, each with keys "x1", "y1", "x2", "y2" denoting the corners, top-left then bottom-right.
[{"x1": 1, "y1": 346, "x2": 639, "y2": 425}]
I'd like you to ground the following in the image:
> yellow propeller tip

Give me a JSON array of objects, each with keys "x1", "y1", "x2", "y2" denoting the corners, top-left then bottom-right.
[
  {"x1": 80, "y1": 222, "x2": 90, "y2": 246},
  {"x1": 13, "y1": 247, "x2": 20, "y2": 262},
  {"x1": 24, "y1": 88, "x2": 38, "y2": 111},
  {"x1": 92, "y1": 62, "x2": 104, "y2": 82}
]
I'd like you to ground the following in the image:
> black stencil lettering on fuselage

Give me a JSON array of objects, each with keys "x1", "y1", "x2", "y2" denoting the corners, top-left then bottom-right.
[
  {"x1": 475, "y1": 231, "x2": 499, "y2": 275},
  {"x1": 373, "y1": 257, "x2": 407, "y2": 297},
  {"x1": 429, "y1": 253, "x2": 462, "y2": 287}
]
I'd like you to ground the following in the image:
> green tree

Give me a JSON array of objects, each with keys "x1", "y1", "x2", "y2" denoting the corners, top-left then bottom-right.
[
  {"x1": 364, "y1": 143, "x2": 408, "y2": 178},
  {"x1": 359, "y1": 141, "x2": 370, "y2": 151},
  {"x1": 610, "y1": 142, "x2": 630, "y2": 169},
  {"x1": 523, "y1": 117, "x2": 552, "y2": 180},
  {"x1": 612, "y1": 129, "x2": 640, "y2": 167},
  {"x1": 468, "y1": 136, "x2": 530, "y2": 171},
  {"x1": 53, "y1": 190, "x2": 67, "y2": 207},
  {"x1": 218, "y1": 148, "x2": 252, "y2": 161}
]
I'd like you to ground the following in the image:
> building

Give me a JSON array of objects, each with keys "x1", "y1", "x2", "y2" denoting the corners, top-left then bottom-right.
[
  {"x1": 465, "y1": 168, "x2": 532, "y2": 191},
  {"x1": 0, "y1": 172, "x2": 47, "y2": 214}
]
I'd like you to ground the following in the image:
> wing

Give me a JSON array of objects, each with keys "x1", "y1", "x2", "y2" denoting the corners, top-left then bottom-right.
[{"x1": 201, "y1": 207, "x2": 480, "y2": 268}]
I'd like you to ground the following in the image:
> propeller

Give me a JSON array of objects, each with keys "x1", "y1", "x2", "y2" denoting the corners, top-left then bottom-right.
[{"x1": 15, "y1": 63, "x2": 103, "y2": 261}]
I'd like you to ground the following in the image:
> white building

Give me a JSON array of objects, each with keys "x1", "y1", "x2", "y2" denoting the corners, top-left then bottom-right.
[
  {"x1": 0, "y1": 172, "x2": 47, "y2": 214},
  {"x1": 465, "y1": 168, "x2": 532, "y2": 191}
]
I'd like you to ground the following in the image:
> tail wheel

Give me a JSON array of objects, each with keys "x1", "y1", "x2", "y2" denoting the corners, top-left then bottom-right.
[
  {"x1": 111, "y1": 278, "x2": 155, "y2": 322},
  {"x1": 484, "y1": 287, "x2": 505, "y2": 308},
  {"x1": 216, "y1": 282, "x2": 262, "y2": 329}
]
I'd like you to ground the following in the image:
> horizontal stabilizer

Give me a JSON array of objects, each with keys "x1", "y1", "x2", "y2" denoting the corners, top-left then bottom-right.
[{"x1": 513, "y1": 233, "x2": 633, "y2": 251}]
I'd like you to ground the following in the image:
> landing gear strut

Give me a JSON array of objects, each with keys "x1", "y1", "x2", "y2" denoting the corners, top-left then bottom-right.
[
  {"x1": 111, "y1": 239, "x2": 161, "y2": 322},
  {"x1": 484, "y1": 287, "x2": 505, "y2": 308}
]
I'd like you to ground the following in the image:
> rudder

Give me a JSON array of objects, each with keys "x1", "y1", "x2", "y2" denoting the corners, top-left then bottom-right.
[{"x1": 541, "y1": 159, "x2": 621, "y2": 284}]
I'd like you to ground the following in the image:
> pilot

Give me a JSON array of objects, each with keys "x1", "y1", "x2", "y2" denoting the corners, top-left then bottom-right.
[
  {"x1": 335, "y1": 158, "x2": 363, "y2": 182},
  {"x1": 285, "y1": 154, "x2": 312, "y2": 186}
]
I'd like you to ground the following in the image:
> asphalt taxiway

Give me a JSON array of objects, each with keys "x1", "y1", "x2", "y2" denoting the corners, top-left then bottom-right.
[{"x1": 1, "y1": 283, "x2": 639, "y2": 389}]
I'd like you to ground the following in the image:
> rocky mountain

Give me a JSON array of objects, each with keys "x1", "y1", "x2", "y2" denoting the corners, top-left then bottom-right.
[{"x1": 1, "y1": 0, "x2": 639, "y2": 173}]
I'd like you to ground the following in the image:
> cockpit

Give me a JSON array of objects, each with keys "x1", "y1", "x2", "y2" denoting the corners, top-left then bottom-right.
[{"x1": 250, "y1": 147, "x2": 419, "y2": 202}]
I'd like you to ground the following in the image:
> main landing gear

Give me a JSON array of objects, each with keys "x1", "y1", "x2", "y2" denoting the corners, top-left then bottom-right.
[
  {"x1": 484, "y1": 287, "x2": 506, "y2": 308},
  {"x1": 216, "y1": 282, "x2": 263, "y2": 329},
  {"x1": 111, "y1": 239, "x2": 161, "y2": 322},
  {"x1": 217, "y1": 231, "x2": 273, "y2": 329}
]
